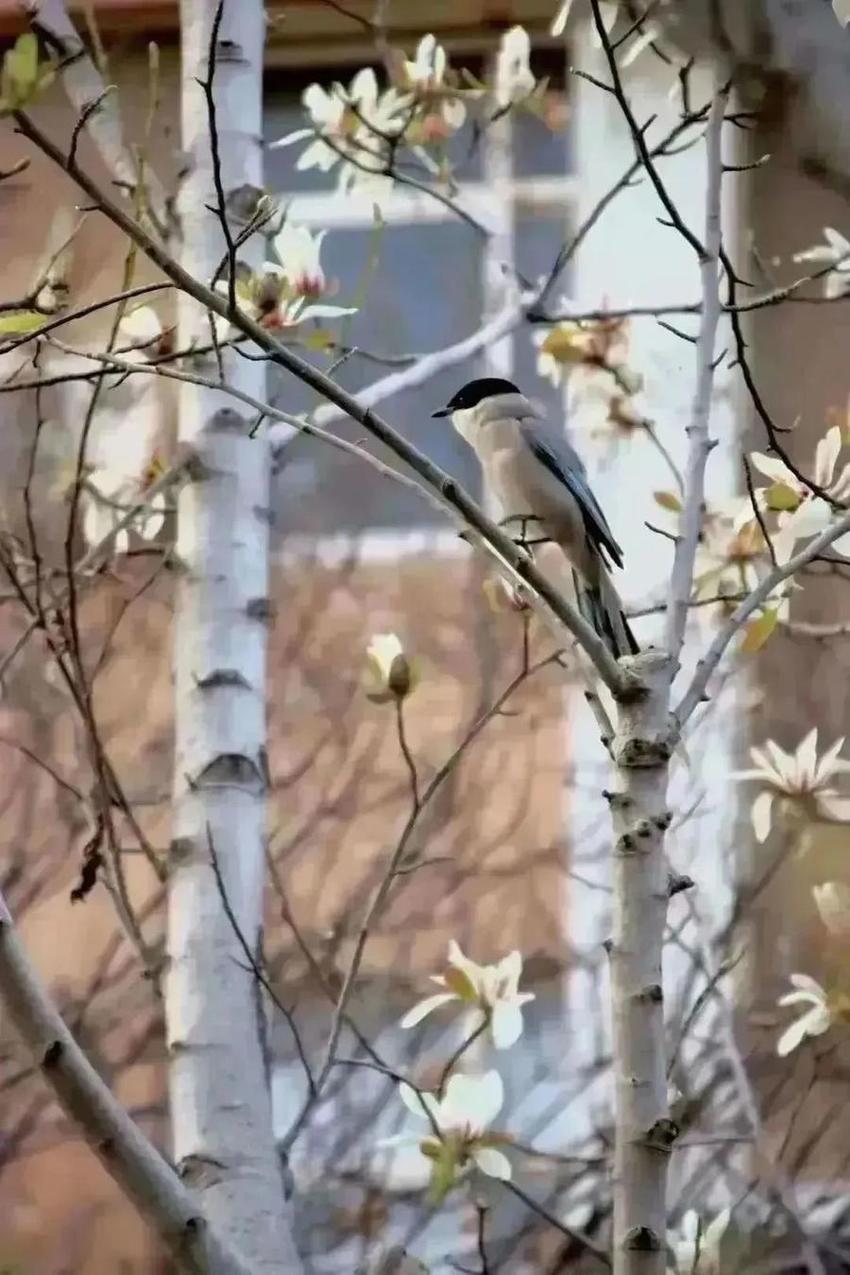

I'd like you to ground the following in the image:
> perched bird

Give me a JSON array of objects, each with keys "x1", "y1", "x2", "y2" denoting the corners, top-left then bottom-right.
[{"x1": 432, "y1": 377, "x2": 638, "y2": 658}]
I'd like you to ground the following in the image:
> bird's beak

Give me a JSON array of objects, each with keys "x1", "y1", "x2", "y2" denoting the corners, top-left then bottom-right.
[{"x1": 430, "y1": 407, "x2": 450, "y2": 418}]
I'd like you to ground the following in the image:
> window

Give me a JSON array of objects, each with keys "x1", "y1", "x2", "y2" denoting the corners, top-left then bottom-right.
[{"x1": 262, "y1": 52, "x2": 574, "y2": 542}]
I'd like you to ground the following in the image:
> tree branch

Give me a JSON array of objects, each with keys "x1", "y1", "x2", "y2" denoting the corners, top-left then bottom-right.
[
  {"x1": 674, "y1": 507, "x2": 850, "y2": 728},
  {"x1": 663, "y1": 83, "x2": 728, "y2": 662},
  {"x1": 0, "y1": 888, "x2": 254, "y2": 1275},
  {"x1": 14, "y1": 108, "x2": 634, "y2": 696}
]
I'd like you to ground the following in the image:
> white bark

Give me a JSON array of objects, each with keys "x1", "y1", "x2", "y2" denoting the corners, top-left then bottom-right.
[
  {"x1": 166, "y1": 3, "x2": 302, "y2": 1270},
  {"x1": 0, "y1": 890, "x2": 253, "y2": 1275},
  {"x1": 607, "y1": 79, "x2": 727, "y2": 1275},
  {"x1": 609, "y1": 653, "x2": 676, "y2": 1275}
]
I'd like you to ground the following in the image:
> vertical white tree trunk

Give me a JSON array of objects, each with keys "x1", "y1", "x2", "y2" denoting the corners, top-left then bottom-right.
[
  {"x1": 609, "y1": 656, "x2": 675, "y2": 1275},
  {"x1": 166, "y1": 3, "x2": 302, "y2": 1269}
]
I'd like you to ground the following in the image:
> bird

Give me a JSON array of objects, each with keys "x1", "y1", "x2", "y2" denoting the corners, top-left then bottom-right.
[{"x1": 432, "y1": 377, "x2": 638, "y2": 659}]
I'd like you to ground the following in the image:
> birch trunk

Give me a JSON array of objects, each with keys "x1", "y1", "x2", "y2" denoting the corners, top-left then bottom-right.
[
  {"x1": 166, "y1": 3, "x2": 301, "y2": 1269},
  {"x1": 609, "y1": 654, "x2": 675, "y2": 1275},
  {"x1": 606, "y1": 80, "x2": 727, "y2": 1275}
]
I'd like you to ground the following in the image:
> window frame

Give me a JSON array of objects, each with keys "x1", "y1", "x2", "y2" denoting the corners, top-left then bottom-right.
[{"x1": 265, "y1": 42, "x2": 575, "y2": 557}]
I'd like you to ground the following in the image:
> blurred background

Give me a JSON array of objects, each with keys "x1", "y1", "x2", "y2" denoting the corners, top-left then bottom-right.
[{"x1": 2, "y1": 1, "x2": 850, "y2": 1271}]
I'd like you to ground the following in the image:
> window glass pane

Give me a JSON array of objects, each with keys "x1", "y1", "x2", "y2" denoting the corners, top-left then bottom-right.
[
  {"x1": 514, "y1": 214, "x2": 569, "y2": 421},
  {"x1": 268, "y1": 222, "x2": 485, "y2": 535},
  {"x1": 512, "y1": 47, "x2": 570, "y2": 177},
  {"x1": 511, "y1": 104, "x2": 571, "y2": 178}
]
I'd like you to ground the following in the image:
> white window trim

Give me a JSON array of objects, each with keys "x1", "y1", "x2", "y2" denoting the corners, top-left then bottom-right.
[{"x1": 268, "y1": 46, "x2": 574, "y2": 560}]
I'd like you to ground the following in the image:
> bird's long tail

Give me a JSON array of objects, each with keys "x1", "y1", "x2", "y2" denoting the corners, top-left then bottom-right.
[{"x1": 573, "y1": 570, "x2": 639, "y2": 660}]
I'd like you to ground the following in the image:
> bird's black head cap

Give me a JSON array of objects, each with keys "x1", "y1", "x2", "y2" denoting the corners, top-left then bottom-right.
[{"x1": 431, "y1": 378, "x2": 520, "y2": 418}]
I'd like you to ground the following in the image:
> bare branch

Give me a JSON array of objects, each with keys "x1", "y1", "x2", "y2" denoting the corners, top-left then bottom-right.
[
  {"x1": 663, "y1": 84, "x2": 728, "y2": 661},
  {"x1": 14, "y1": 109, "x2": 634, "y2": 696},
  {"x1": 675, "y1": 506, "x2": 850, "y2": 728},
  {"x1": 0, "y1": 888, "x2": 254, "y2": 1275}
]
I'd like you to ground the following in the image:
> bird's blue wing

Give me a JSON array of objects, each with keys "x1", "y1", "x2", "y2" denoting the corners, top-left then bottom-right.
[{"x1": 521, "y1": 422, "x2": 624, "y2": 569}]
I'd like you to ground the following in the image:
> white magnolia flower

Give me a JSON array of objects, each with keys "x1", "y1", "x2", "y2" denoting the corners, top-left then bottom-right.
[
  {"x1": 749, "y1": 427, "x2": 850, "y2": 563},
  {"x1": 401, "y1": 940, "x2": 535, "y2": 1049},
  {"x1": 403, "y1": 34, "x2": 465, "y2": 131},
  {"x1": 533, "y1": 315, "x2": 637, "y2": 389},
  {"x1": 82, "y1": 469, "x2": 166, "y2": 555},
  {"x1": 272, "y1": 68, "x2": 410, "y2": 200},
  {"x1": 813, "y1": 882, "x2": 850, "y2": 940},
  {"x1": 669, "y1": 1208, "x2": 731, "y2": 1275},
  {"x1": 271, "y1": 223, "x2": 328, "y2": 297},
  {"x1": 733, "y1": 729, "x2": 850, "y2": 842},
  {"x1": 380, "y1": 1071, "x2": 511, "y2": 1195},
  {"x1": 213, "y1": 225, "x2": 355, "y2": 336},
  {"x1": 794, "y1": 226, "x2": 850, "y2": 299},
  {"x1": 692, "y1": 501, "x2": 766, "y2": 605},
  {"x1": 834, "y1": 0, "x2": 850, "y2": 28},
  {"x1": 494, "y1": 27, "x2": 536, "y2": 108},
  {"x1": 777, "y1": 974, "x2": 833, "y2": 1056},
  {"x1": 365, "y1": 632, "x2": 416, "y2": 701}
]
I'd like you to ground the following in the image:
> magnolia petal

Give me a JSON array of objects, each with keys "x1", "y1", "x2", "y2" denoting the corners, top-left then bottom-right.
[
  {"x1": 834, "y1": 0, "x2": 850, "y2": 27},
  {"x1": 400, "y1": 992, "x2": 458, "y2": 1029},
  {"x1": 442, "y1": 97, "x2": 467, "y2": 130},
  {"x1": 825, "y1": 225, "x2": 850, "y2": 256},
  {"x1": 749, "y1": 452, "x2": 791, "y2": 483},
  {"x1": 270, "y1": 127, "x2": 315, "y2": 149},
  {"x1": 730, "y1": 767, "x2": 773, "y2": 782},
  {"x1": 789, "y1": 972, "x2": 828, "y2": 996},
  {"x1": 778, "y1": 991, "x2": 822, "y2": 1008},
  {"x1": 815, "y1": 736, "x2": 848, "y2": 783},
  {"x1": 376, "y1": 1133, "x2": 421, "y2": 1149},
  {"x1": 399, "y1": 1082, "x2": 440, "y2": 1123},
  {"x1": 550, "y1": 0, "x2": 573, "y2": 37},
  {"x1": 494, "y1": 949, "x2": 522, "y2": 995},
  {"x1": 296, "y1": 139, "x2": 339, "y2": 173},
  {"x1": 619, "y1": 25, "x2": 658, "y2": 69},
  {"x1": 830, "y1": 528, "x2": 850, "y2": 558},
  {"x1": 825, "y1": 268, "x2": 850, "y2": 301},
  {"x1": 778, "y1": 500, "x2": 833, "y2": 557},
  {"x1": 491, "y1": 1002, "x2": 524, "y2": 1049},
  {"x1": 296, "y1": 302, "x2": 358, "y2": 321},
  {"x1": 350, "y1": 66, "x2": 379, "y2": 108},
  {"x1": 472, "y1": 1147, "x2": 512, "y2": 1180},
  {"x1": 797, "y1": 727, "x2": 819, "y2": 788},
  {"x1": 440, "y1": 1070, "x2": 503, "y2": 1132},
  {"x1": 777, "y1": 1014, "x2": 813, "y2": 1057},
  {"x1": 751, "y1": 790, "x2": 774, "y2": 843},
  {"x1": 817, "y1": 426, "x2": 843, "y2": 486},
  {"x1": 765, "y1": 738, "x2": 799, "y2": 786},
  {"x1": 447, "y1": 939, "x2": 486, "y2": 992},
  {"x1": 302, "y1": 82, "x2": 337, "y2": 122}
]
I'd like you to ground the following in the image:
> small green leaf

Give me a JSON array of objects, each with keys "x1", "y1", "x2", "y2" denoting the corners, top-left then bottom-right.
[
  {"x1": 1, "y1": 33, "x2": 41, "y2": 110},
  {"x1": 0, "y1": 310, "x2": 43, "y2": 335},
  {"x1": 654, "y1": 490, "x2": 682, "y2": 513},
  {"x1": 741, "y1": 608, "x2": 778, "y2": 654},
  {"x1": 541, "y1": 325, "x2": 583, "y2": 363},
  {"x1": 302, "y1": 326, "x2": 334, "y2": 351},
  {"x1": 764, "y1": 482, "x2": 800, "y2": 513}
]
